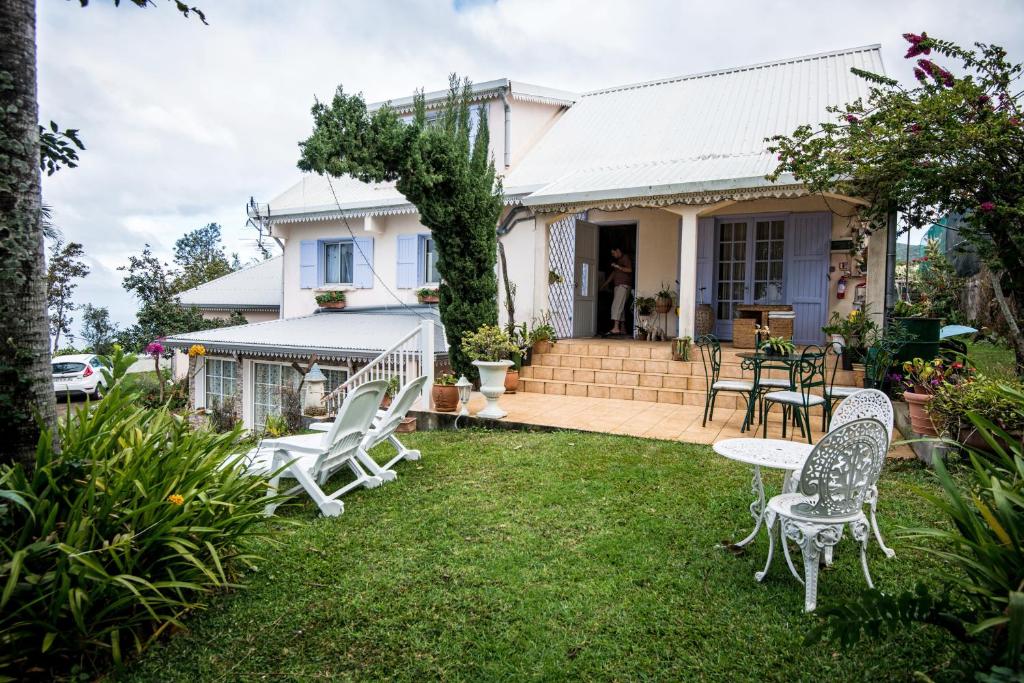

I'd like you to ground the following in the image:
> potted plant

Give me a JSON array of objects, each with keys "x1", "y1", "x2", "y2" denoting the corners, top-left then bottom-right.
[
  {"x1": 380, "y1": 376, "x2": 400, "y2": 409},
  {"x1": 462, "y1": 325, "x2": 517, "y2": 419},
  {"x1": 655, "y1": 285, "x2": 675, "y2": 314},
  {"x1": 529, "y1": 317, "x2": 557, "y2": 355},
  {"x1": 672, "y1": 336, "x2": 692, "y2": 361},
  {"x1": 928, "y1": 374, "x2": 1024, "y2": 450},
  {"x1": 900, "y1": 357, "x2": 972, "y2": 436},
  {"x1": 416, "y1": 287, "x2": 440, "y2": 304},
  {"x1": 635, "y1": 296, "x2": 656, "y2": 317},
  {"x1": 432, "y1": 373, "x2": 460, "y2": 412},
  {"x1": 315, "y1": 290, "x2": 347, "y2": 310},
  {"x1": 760, "y1": 335, "x2": 795, "y2": 357}
]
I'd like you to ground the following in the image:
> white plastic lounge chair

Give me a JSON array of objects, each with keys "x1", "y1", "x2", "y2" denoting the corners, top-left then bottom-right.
[
  {"x1": 311, "y1": 375, "x2": 428, "y2": 477},
  {"x1": 243, "y1": 379, "x2": 388, "y2": 517},
  {"x1": 757, "y1": 418, "x2": 889, "y2": 611}
]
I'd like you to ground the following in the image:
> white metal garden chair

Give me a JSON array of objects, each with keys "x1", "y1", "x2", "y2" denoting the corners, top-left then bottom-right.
[
  {"x1": 242, "y1": 379, "x2": 389, "y2": 517},
  {"x1": 756, "y1": 418, "x2": 889, "y2": 612},
  {"x1": 823, "y1": 341, "x2": 863, "y2": 429},
  {"x1": 311, "y1": 375, "x2": 428, "y2": 477}
]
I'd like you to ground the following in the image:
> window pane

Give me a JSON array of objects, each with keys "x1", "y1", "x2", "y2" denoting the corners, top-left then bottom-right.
[
  {"x1": 732, "y1": 283, "x2": 744, "y2": 300},
  {"x1": 771, "y1": 221, "x2": 785, "y2": 239},
  {"x1": 732, "y1": 262, "x2": 743, "y2": 279},
  {"x1": 770, "y1": 241, "x2": 784, "y2": 260},
  {"x1": 755, "y1": 262, "x2": 767, "y2": 280},
  {"x1": 770, "y1": 262, "x2": 783, "y2": 280},
  {"x1": 325, "y1": 244, "x2": 340, "y2": 283},
  {"x1": 756, "y1": 222, "x2": 769, "y2": 240},
  {"x1": 754, "y1": 283, "x2": 766, "y2": 301},
  {"x1": 733, "y1": 243, "x2": 746, "y2": 260},
  {"x1": 734, "y1": 224, "x2": 747, "y2": 240},
  {"x1": 721, "y1": 224, "x2": 732, "y2": 241},
  {"x1": 339, "y1": 243, "x2": 353, "y2": 283}
]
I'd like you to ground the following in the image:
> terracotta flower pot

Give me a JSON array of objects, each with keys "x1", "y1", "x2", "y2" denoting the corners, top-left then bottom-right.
[
  {"x1": 504, "y1": 369, "x2": 520, "y2": 394},
  {"x1": 320, "y1": 301, "x2": 346, "y2": 310},
  {"x1": 418, "y1": 294, "x2": 439, "y2": 304},
  {"x1": 903, "y1": 390, "x2": 938, "y2": 436},
  {"x1": 432, "y1": 384, "x2": 459, "y2": 412},
  {"x1": 533, "y1": 340, "x2": 553, "y2": 355}
]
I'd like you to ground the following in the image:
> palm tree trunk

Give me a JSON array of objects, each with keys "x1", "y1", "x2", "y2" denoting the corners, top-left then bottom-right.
[{"x1": 0, "y1": 0, "x2": 56, "y2": 468}]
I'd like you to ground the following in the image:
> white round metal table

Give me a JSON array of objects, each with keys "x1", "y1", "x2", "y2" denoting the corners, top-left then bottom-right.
[{"x1": 713, "y1": 438, "x2": 812, "y2": 548}]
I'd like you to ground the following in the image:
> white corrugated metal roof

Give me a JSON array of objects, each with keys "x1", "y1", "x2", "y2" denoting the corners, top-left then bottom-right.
[
  {"x1": 177, "y1": 256, "x2": 282, "y2": 309},
  {"x1": 368, "y1": 78, "x2": 578, "y2": 113},
  {"x1": 508, "y1": 45, "x2": 884, "y2": 206},
  {"x1": 268, "y1": 175, "x2": 410, "y2": 222},
  {"x1": 165, "y1": 308, "x2": 447, "y2": 359}
]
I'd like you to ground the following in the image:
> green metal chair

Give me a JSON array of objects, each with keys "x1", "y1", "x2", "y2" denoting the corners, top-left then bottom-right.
[
  {"x1": 696, "y1": 335, "x2": 754, "y2": 428},
  {"x1": 823, "y1": 341, "x2": 863, "y2": 430},
  {"x1": 762, "y1": 346, "x2": 826, "y2": 443}
]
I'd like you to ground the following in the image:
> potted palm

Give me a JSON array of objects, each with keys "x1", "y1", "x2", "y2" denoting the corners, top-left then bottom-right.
[
  {"x1": 462, "y1": 325, "x2": 517, "y2": 419},
  {"x1": 760, "y1": 335, "x2": 795, "y2": 357},
  {"x1": 432, "y1": 373, "x2": 459, "y2": 412},
  {"x1": 416, "y1": 287, "x2": 440, "y2": 304},
  {"x1": 315, "y1": 290, "x2": 347, "y2": 310}
]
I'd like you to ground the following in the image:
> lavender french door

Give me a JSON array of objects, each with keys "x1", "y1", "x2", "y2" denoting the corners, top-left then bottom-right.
[{"x1": 711, "y1": 213, "x2": 829, "y2": 345}]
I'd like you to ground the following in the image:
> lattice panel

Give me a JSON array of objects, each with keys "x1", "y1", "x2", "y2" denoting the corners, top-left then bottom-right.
[{"x1": 547, "y1": 213, "x2": 584, "y2": 339}]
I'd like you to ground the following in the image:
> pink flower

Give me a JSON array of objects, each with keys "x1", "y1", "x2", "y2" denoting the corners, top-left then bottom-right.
[
  {"x1": 913, "y1": 67, "x2": 927, "y2": 82},
  {"x1": 978, "y1": 94, "x2": 991, "y2": 105},
  {"x1": 907, "y1": 123, "x2": 923, "y2": 134},
  {"x1": 903, "y1": 32, "x2": 931, "y2": 58},
  {"x1": 844, "y1": 114, "x2": 859, "y2": 124},
  {"x1": 146, "y1": 341, "x2": 165, "y2": 357},
  {"x1": 979, "y1": 202, "x2": 996, "y2": 213}
]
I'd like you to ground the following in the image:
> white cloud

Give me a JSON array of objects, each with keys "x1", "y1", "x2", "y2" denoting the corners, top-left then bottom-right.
[{"x1": 36, "y1": 0, "x2": 1024, "y2": 334}]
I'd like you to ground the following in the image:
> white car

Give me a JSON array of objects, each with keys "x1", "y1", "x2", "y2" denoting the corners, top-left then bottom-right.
[{"x1": 52, "y1": 354, "x2": 109, "y2": 399}]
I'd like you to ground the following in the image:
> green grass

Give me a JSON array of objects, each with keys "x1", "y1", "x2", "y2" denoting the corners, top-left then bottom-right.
[
  {"x1": 117, "y1": 430, "x2": 981, "y2": 682},
  {"x1": 966, "y1": 339, "x2": 1017, "y2": 378}
]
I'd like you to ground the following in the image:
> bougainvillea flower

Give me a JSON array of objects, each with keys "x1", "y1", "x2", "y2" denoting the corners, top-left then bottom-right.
[
  {"x1": 146, "y1": 341, "x2": 164, "y2": 357},
  {"x1": 979, "y1": 201, "x2": 996, "y2": 213},
  {"x1": 913, "y1": 67, "x2": 927, "y2": 82},
  {"x1": 903, "y1": 32, "x2": 931, "y2": 58},
  {"x1": 844, "y1": 114, "x2": 859, "y2": 124}
]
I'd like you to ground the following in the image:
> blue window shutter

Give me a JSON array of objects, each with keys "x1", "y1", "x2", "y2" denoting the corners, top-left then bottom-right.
[
  {"x1": 785, "y1": 212, "x2": 832, "y2": 345},
  {"x1": 353, "y1": 237, "x2": 374, "y2": 288},
  {"x1": 396, "y1": 235, "x2": 418, "y2": 289},
  {"x1": 299, "y1": 240, "x2": 317, "y2": 289}
]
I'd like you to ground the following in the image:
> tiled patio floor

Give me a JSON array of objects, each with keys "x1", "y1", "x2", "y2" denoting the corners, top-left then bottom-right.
[{"x1": 447, "y1": 390, "x2": 915, "y2": 459}]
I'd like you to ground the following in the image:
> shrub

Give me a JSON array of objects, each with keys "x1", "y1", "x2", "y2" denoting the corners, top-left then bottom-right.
[
  {"x1": 808, "y1": 383, "x2": 1024, "y2": 678},
  {"x1": 929, "y1": 374, "x2": 1024, "y2": 437},
  {"x1": 461, "y1": 325, "x2": 517, "y2": 363},
  {"x1": 263, "y1": 414, "x2": 289, "y2": 438},
  {"x1": 207, "y1": 394, "x2": 240, "y2": 433},
  {"x1": 0, "y1": 349, "x2": 277, "y2": 678},
  {"x1": 314, "y1": 290, "x2": 346, "y2": 305},
  {"x1": 279, "y1": 386, "x2": 305, "y2": 433}
]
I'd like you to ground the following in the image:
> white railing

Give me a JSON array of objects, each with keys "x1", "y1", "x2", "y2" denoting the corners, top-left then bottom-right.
[{"x1": 323, "y1": 319, "x2": 436, "y2": 416}]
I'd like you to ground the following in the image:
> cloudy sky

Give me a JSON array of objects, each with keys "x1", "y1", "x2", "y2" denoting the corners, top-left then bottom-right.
[{"x1": 36, "y1": 0, "x2": 1024, "y2": 334}]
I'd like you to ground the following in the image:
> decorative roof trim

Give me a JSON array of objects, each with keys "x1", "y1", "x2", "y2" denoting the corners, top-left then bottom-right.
[
  {"x1": 164, "y1": 337, "x2": 448, "y2": 363},
  {"x1": 185, "y1": 304, "x2": 280, "y2": 312},
  {"x1": 528, "y1": 183, "x2": 811, "y2": 214},
  {"x1": 270, "y1": 193, "x2": 529, "y2": 224},
  {"x1": 509, "y1": 92, "x2": 575, "y2": 107}
]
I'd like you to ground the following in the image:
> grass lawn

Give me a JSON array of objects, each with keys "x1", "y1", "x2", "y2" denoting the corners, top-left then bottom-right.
[
  {"x1": 966, "y1": 339, "x2": 1017, "y2": 378},
  {"x1": 118, "y1": 430, "x2": 980, "y2": 682}
]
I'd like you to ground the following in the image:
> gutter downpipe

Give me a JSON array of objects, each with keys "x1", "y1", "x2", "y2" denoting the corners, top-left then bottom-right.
[
  {"x1": 500, "y1": 85, "x2": 511, "y2": 169},
  {"x1": 884, "y1": 210, "x2": 898, "y2": 329},
  {"x1": 273, "y1": 235, "x2": 286, "y2": 320}
]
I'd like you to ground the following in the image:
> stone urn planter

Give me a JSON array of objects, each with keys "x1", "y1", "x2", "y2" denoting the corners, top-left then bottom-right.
[
  {"x1": 903, "y1": 390, "x2": 938, "y2": 436},
  {"x1": 504, "y1": 368, "x2": 520, "y2": 394},
  {"x1": 432, "y1": 384, "x2": 459, "y2": 412},
  {"x1": 473, "y1": 359, "x2": 514, "y2": 419}
]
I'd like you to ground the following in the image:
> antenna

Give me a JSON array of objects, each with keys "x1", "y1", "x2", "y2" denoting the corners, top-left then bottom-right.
[{"x1": 246, "y1": 197, "x2": 274, "y2": 260}]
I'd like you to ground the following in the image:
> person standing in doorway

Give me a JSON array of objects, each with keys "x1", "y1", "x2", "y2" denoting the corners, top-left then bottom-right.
[{"x1": 602, "y1": 247, "x2": 633, "y2": 335}]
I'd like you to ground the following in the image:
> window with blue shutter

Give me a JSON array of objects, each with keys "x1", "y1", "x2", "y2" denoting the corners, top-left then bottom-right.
[
  {"x1": 396, "y1": 235, "x2": 418, "y2": 288},
  {"x1": 420, "y1": 235, "x2": 440, "y2": 284}
]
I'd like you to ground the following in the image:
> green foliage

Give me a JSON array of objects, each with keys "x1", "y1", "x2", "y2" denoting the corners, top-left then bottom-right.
[
  {"x1": 461, "y1": 325, "x2": 516, "y2": 363},
  {"x1": 822, "y1": 306, "x2": 879, "y2": 359},
  {"x1": 314, "y1": 290, "x2": 347, "y2": 305},
  {"x1": 38, "y1": 122, "x2": 84, "y2": 176},
  {"x1": 298, "y1": 75, "x2": 502, "y2": 378},
  {"x1": 918, "y1": 239, "x2": 967, "y2": 323},
  {"x1": 206, "y1": 394, "x2": 240, "y2": 433},
  {"x1": 0, "y1": 348, "x2": 275, "y2": 678},
  {"x1": 170, "y1": 223, "x2": 234, "y2": 293},
  {"x1": 809, "y1": 382, "x2": 1024, "y2": 677},
  {"x1": 760, "y1": 336, "x2": 795, "y2": 355},
  {"x1": 767, "y1": 32, "x2": 1024, "y2": 364},
  {"x1": 46, "y1": 238, "x2": 90, "y2": 352},
  {"x1": 80, "y1": 304, "x2": 119, "y2": 356},
  {"x1": 128, "y1": 371, "x2": 188, "y2": 411},
  {"x1": 893, "y1": 298, "x2": 927, "y2": 317},
  {"x1": 930, "y1": 374, "x2": 1024, "y2": 436},
  {"x1": 117, "y1": 236, "x2": 248, "y2": 352},
  {"x1": 635, "y1": 296, "x2": 656, "y2": 316},
  {"x1": 262, "y1": 413, "x2": 289, "y2": 438},
  {"x1": 434, "y1": 372, "x2": 458, "y2": 386}
]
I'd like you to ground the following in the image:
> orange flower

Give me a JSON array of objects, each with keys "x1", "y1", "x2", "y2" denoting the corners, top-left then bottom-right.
[{"x1": 167, "y1": 494, "x2": 185, "y2": 506}]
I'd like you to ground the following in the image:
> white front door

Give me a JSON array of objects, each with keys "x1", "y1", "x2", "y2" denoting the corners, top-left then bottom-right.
[{"x1": 573, "y1": 220, "x2": 599, "y2": 338}]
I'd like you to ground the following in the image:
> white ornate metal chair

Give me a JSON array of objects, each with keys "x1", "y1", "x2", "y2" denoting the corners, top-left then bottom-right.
[
  {"x1": 757, "y1": 418, "x2": 889, "y2": 611},
  {"x1": 243, "y1": 379, "x2": 388, "y2": 517}
]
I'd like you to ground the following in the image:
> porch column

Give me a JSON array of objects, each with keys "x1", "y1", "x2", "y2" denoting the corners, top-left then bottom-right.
[
  {"x1": 532, "y1": 213, "x2": 554, "y2": 318},
  {"x1": 672, "y1": 206, "x2": 701, "y2": 338}
]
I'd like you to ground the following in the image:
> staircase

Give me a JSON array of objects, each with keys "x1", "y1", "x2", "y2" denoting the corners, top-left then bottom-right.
[{"x1": 520, "y1": 340, "x2": 858, "y2": 411}]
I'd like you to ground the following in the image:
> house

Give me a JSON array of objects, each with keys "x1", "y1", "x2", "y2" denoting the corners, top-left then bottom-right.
[
  {"x1": 176, "y1": 256, "x2": 283, "y2": 323},
  {"x1": 166, "y1": 45, "x2": 893, "y2": 429}
]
